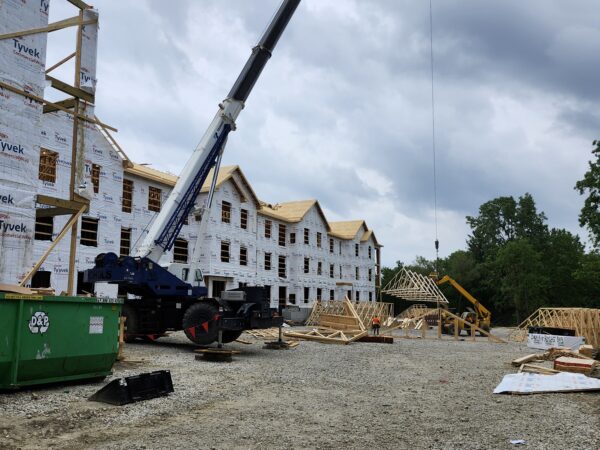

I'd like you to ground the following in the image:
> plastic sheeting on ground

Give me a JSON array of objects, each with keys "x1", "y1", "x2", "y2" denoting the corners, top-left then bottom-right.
[{"x1": 493, "y1": 372, "x2": 600, "y2": 395}]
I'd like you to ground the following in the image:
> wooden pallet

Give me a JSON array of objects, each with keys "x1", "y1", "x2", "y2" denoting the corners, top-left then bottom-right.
[{"x1": 509, "y1": 308, "x2": 600, "y2": 347}]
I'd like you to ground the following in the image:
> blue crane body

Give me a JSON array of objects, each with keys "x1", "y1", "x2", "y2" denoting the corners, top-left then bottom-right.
[{"x1": 84, "y1": 0, "x2": 301, "y2": 345}]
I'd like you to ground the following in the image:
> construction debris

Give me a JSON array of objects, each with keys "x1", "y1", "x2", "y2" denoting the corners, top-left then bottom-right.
[
  {"x1": 381, "y1": 268, "x2": 449, "y2": 303},
  {"x1": 511, "y1": 347, "x2": 595, "y2": 367},
  {"x1": 517, "y1": 364, "x2": 560, "y2": 375},
  {"x1": 509, "y1": 308, "x2": 600, "y2": 347}
]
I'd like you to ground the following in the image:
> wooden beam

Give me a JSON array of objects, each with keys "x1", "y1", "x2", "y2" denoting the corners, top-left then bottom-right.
[
  {"x1": 0, "y1": 16, "x2": 96, "y2": 41},
  {"x1": 46, "y1": 75, "x2": 94, "y2": 103},
  {"x1": 43, "y1": 97, "x2": 76, "y2": 114},
  {"x1": 67, "y1": 0, "x2": 91, "y2": 10},
  {"x1": 36, "y1": 207, "x2": 79, "y2": 218},
  {"x1": 36, "y1": 194, "x2": 89, "y2": 212},
  {"x1": 19, "y1": 205, "x2": 87, "y2": 286},
  {"x1": 0, "y1": 80, "x2": 116, "y2": 131},
  {"x1": 46, "y1": 52, "x2": 76, "y2": 74}
]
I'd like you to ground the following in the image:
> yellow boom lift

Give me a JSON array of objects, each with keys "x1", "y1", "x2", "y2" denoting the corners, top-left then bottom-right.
[{"x1": 435, "y1": 275, "x2": 492, "y2": 334}]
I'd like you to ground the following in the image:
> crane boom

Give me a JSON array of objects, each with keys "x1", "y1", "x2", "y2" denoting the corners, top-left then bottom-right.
[
  {"x1": 436, "y1": 275, "x2": 492, "y2": 321},
  {"x1": 137, "y1": 0, "x2": 301, "y2": 262}
]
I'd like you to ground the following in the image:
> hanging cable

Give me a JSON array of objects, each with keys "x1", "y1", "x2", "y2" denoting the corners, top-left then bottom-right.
[{"x1": 429, "y1": 0, "x2": 440, "y2": 273}]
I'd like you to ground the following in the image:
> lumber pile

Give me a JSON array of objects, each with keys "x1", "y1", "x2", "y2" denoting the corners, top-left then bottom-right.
[
  {"x1": 511, "y1": 346, "x2": 599, "y2": 377},
  {"x1": 285, "y1": 298, "x2": 368, "y2": 345},
  {"x1": 509, "y1": 307, "x2": 600, "y2": 347},
  {"x1": 381, "y1": 268, "x2": 449, "y2": 304}
]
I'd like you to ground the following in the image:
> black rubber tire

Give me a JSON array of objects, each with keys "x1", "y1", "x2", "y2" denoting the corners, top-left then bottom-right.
[
  {"x1": 221, "y1": 330, "x2": 243, "y2": 344},
  {"x1": 121, "y1": 304, "x2": 139, "y2": 343},
  {"x1": 182, "y1": 302, "x2": 219, "y2": 345}
]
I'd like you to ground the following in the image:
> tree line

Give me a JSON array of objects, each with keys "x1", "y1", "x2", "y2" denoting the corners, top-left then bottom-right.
[{"x1": 381, "y1": 141, "x2": 600, "y2": 325}]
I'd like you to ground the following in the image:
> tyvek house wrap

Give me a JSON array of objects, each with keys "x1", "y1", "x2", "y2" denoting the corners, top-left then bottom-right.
[{"x1": 0, "y1": 0, "x2": 49, "y2": 284}]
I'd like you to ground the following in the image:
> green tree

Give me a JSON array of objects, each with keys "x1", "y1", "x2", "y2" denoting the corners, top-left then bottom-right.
[
  {"x1": 575, "y1": 140, "x2": 600, "y2": 249},
  {"x1": 541, "y1": 228, "x2": 584, "y2": 307},
  {"x1": 466, "y1": 194, "x2": 548, "y2": 262},
  {"x1": 405, "y1": 256, "x2": 437, "y2": 276},
  {"x1": 493, "y1": 239, "x2": 549, "y2": 323},
  {"x1": 573, "y1": 251, "x2": 600, "y2": 308}
]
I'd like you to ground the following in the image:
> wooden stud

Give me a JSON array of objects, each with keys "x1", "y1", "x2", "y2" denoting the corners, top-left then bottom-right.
[
  {"x1": 19, "y1": 205, "x2": 87, "y2": 286},
  {"x1": 45, "y1": 52, "x2": 76, "y2": 74},
  {"x1": 67, "y1": 0, "x2": 91, "y2": 10}
]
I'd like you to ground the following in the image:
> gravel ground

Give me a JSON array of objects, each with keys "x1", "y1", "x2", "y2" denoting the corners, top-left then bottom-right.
[{"x1": 0, "y1": 327, "x2": 598, "y2": 450}]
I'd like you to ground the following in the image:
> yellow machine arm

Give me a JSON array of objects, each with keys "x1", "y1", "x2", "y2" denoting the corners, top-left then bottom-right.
[{"x1": 435, "y1": 275, "x2": 492, "y2": 322}]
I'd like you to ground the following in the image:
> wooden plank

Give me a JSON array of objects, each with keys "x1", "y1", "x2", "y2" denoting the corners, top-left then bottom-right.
[
  {"x1": 19, "y1": 204, "x2": 87, "y2": 286},
  {"x1": 67, "y1": 0, "x2": 91, "y2": 9},
  {"x1": 518, "y1": 364, "x2": 560, "y2": 375},
  {"x1": 36, "y1": 194, "x2": 89, "y2": 211},
  {"x1": 46, "y1": 52, "x2": 76, "y2": 74},
  {"x1": 0, "y1": 16, "x2": 96, "y2": 41},
  {"x1": 512, "y1": 353, "x2": 544, "y2": 367},
  {"x1": 43, "y1": 97, "x2": 77, "y2": 114},
  {"x1": 46, "y1": 75, "x2": 94, "y2": 103},
  {"x1": 36, "y1": 207, "x2": 80, "y2": 218}
]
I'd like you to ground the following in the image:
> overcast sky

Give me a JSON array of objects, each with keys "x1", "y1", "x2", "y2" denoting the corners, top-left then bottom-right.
[{"x1": 47, "y1": 0, "x2": 600, "y2": 267}]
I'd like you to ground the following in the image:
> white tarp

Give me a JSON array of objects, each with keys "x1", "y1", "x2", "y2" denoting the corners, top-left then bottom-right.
[
  {"x1": 527, "y1": 333, "x2": 585, "y2": 351},
  {"x1": 493, "y1": 372, "x2": 600, "y2": 395}
]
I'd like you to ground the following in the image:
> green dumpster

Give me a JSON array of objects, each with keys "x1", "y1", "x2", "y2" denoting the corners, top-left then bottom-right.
[{"x1": 0, "y1": 293, "x2": 122, "y2": 389}]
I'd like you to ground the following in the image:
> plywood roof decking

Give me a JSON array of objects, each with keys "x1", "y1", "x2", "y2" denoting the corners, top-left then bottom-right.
[
  {"x1": 328, "y1": 220, "x2": 367, "y2": 239},
  {"x1": 125, "y1": 163, "x2": 179, "y2": 186},
  {"x1": 124, "y1": 164, "x2": 261, "y2": 206},
  {"x1": 124, "y1": 163, "x2": 379, "y2": 242},
  {"x1": 259, "y1": 199, "x2": 331, "y2": 231}
]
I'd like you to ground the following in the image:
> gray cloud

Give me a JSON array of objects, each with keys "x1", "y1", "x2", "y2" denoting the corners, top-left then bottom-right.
[{"x1": 48, "y1": 0, "x2": 600, "y2": 265}]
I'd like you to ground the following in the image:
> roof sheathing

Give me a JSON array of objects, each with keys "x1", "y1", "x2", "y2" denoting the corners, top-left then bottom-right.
[
  {"x1": 124, "y1": 164, "x2": 377, "y2": 242},
  {"x1": 258, "y1": 199, "x2": 331, "y2": 231}
]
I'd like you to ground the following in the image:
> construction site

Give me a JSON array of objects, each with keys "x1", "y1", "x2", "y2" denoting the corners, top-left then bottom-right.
[{"x1": 1, "y1": 1, "x2": 599, "y2": 449}]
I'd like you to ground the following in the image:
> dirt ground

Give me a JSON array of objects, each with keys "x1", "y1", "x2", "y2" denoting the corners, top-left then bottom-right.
[{"x1": 1, "y1": 327, "x2": 598, "y2": 450}]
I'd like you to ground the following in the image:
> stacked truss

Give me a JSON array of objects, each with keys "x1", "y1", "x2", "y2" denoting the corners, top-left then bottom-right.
[
  {"x1": 286, "y1": 298, "x2": 368, "y2": 344},
  {"x1": 509, "y1": 308, "x2": 600, "y2": 348},
  {"x1": 305, "y1": 300, "x2": 394, "y2": 327},
  {"x1": 381, "y1": 268, "x2": 449, "y2": 304}
]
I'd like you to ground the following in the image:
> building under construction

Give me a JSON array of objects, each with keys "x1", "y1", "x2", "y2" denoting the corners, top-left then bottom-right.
[{"x1": 0, "y1": 0, "x2": 381, "y2": 319}]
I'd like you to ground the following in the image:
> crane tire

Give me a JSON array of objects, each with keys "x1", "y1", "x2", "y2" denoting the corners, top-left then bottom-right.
[{"x1": 182, "y1": 302, "x2": 219, "y2": 345}]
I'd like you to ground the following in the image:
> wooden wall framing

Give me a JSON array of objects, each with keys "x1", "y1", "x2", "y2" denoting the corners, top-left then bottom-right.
[{"x1": 510, "y1": 308, "x2": 600, "y2": 348}]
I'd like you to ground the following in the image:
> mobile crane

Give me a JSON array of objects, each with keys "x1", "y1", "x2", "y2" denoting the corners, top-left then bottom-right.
[
  {"x1": 84, "y1": 0, "x2": 301, "y2": 345},
  {"x1": 435, "y1": 275, "x2": 492, "y2": 334}
]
